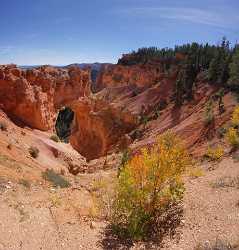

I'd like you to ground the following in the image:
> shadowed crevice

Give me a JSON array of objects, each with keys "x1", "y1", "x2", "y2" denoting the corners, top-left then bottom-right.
[{"x1": 55, "y1": 107, "x2": 74, "y2": 142}]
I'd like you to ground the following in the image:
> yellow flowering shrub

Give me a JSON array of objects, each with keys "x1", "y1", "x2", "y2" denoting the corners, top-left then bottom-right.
[
  {"x1": 225, "y1": 127, "x2": 239, "y2": 148},
  {"x1": 111, "y1": 131, "x2": 192, "y2": 239},
  {"x1": 205, "y1": 146, "x2": 224, "y2": 161},
  {"x1": 231, "y1": 106, "x2": 239, "y2": 127}
]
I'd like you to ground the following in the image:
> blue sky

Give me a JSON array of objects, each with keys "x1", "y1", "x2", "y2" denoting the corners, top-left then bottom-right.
[{"x1": 0, "y1": 0, "x2": 239, "y2": 65}]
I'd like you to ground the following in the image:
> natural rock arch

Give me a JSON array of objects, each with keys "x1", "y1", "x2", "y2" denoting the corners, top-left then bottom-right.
[
  {"x1": 55, "y1": 106, "x2": 74, "y2": 142},
  {"x1": 0, "y1": 65, "x2": 137, "y2": 161}
]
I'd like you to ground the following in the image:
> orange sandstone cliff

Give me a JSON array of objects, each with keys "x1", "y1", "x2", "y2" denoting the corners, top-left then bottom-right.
[
  {"x1": 0, "y1": 64, "x2": 91, "y2": 130},
  {"x1": 0, "y1": 62, "x2": 237, "y2": 161}
]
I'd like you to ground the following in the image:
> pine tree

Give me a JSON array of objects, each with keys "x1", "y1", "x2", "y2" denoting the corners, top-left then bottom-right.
[
  {"x1": 208, "y1": 52, "x2": 220, "y2": 83},
  {"x1": 228, "y1": 47, "x2": 239, "y2": 86}
]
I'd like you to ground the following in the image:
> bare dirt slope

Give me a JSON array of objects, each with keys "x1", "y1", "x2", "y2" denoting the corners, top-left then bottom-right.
[
  {"x1": 0, "y1": 87, "x2": 239, "y2": 249},
  {"x1": 1, "y1": 146, "x2": 239, "y2": 250}
]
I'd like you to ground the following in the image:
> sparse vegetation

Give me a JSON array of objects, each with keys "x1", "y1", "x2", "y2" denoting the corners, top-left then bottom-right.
[
  {"x1": 225, "y1": 127, "x2": 239, "y2": 149},
  {"x1": 19, "y1": 179, "x2": 31, "y2": 189},
  {"x1": 118, "y1": 38, "x2": 239, "y2": 106},
  {"x1": 140, "y1": 114, "x2": 149, "y2": 129},
  {"x1": 204, "y1": 100, "x2": 214, "y2": 126},
  {"x1": 110, "y1": 131, "x2": 192, "y2": 240},
  {"x1": 89, "y1": 176, "x2": 116, "y2": 219},
  {"x1": 42, "y1": 169, "x2": 70, "y2": 188},
  {"x1": 217, "y1": 126, "x2": 227, "y2": 138},
  {"x1": 224, "y1": 106, "x2": 239, "y2": 150},
  {"x1": 89, "y1": 192, "x2": 100, "y2": 218},
  {"x1": 118, "y1": 149, "x2": 131, "y2": 176},
  {"x1": 204, "y1": 146, "x2": 224, "y2": 161},
  {"x1": 0, "y1": 121, "x2": 7, "y2": 131},
  {"x1": 211, "y1": 176, "x2": 239, "y2": 189},
  {"x1": 189, "y1": 167, "x2": 204, "y2": 178},
  {"x1": 49, "y1": 194, "x2": 62, "y2": 207},
  {"x1": 28, "y1": 146, "x2": 39, "y2": 158},
  {"x1": 91, "y1": 178, "x2": 108, "y2": 192},
  {"x1": 228, "y1": 46, "x2": 239, "y2": 87},
  {"x1": 195, "y1": 238, "x2": 236, "y2": 250},
  {"x1": 130, "y1": 129, "x2": 143, "y2": 141},
  {"x1": 231, "y1": 106, "x2": 239, "y2": 127},
  {"x1": 50, "y1": 134, "x2": 60, "y2": 142}
]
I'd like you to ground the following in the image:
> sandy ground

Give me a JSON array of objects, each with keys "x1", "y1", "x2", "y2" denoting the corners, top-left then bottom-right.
[
  {"x1": 1, "y1": 111, "x2": 239, "y2": 249},
  {"x1": 0, "y1": 156, "x2": 239, "y2": 250}
]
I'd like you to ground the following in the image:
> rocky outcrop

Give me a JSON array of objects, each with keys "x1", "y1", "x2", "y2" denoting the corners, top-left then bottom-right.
[
  {"x1": 0, "y1": 61, "x2": 236, "y2": 162},
  {"x1": 69, "y1": 98, "x2": 137, "y2": 161},
  {"x1": 0, "y1": 65, "x2": 91, "y2": 130},
  {"x1": 129, "y1": 82, "x2": 236, "y2": 157},
  {"x1": 0, "y1": 64, "x2": 140, "y2": 160},
  {"x1": 95, "y1": 63, "x2": 166, "y2": 92}
]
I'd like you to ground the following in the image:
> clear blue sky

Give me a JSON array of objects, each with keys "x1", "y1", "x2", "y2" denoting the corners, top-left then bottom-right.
[{"x1": 0, "y1": 0, "x2": 238, "y2": 65}]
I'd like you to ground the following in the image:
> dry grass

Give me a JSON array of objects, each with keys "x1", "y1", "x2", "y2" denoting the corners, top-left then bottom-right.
[
  {"x1": 49, "y1": 194, "x2": 62, "y2": 207},
  {"x1": 50, "y1": 134, "x2": 60, "y2": 142},
  {"x1": 211, "y1": 176, "x2": 239, "y2": 189},
  {"x1": 19, "y1": 179, "x2": 31, "y2": 189},
  {"x1": 0, "y1": 121, "x2": 7, "y2": 131},
  {"x1": 42, "y1": 169, "x2": 71, "y2": 188},
  {"x1": 195, "y1": 238, "x2": 238, "y2": 250},
  {"x1": 189, "y1": 167, "x2": 205, "y2": 178},
  {"x1": 28, "y1": 146, "x2": 39, "y2": 158}
]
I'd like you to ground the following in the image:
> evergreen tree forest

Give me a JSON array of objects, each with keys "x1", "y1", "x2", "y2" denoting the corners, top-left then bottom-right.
[{"x1": 118, "y1": 38, "x2": 239, "y2": 105}]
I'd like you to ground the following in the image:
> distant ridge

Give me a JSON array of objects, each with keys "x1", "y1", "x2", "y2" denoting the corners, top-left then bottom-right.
[
  {"x1": 19, "y1": 63, "x2": 113, "y2": 85},
  {"x1": 19, "y1": 62, "x2": 112, "y2": 70},
  {"x1": 65, "y1": 63, "x2": 112, "y2": 84}
]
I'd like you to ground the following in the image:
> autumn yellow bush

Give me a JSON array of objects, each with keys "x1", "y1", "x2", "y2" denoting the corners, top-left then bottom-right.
[
  {"x1": 205, "y1": 146, "x2": 224, "y2": 161},
  {"x1": 225, "y1": 127, "x2": 239, "y2": 148},
  {"x1": 231, "y1": 106, "x2": 239, "y2": 127},
  {"x1": 111, "y1": 131, "x2": 192, "y2": 240}
]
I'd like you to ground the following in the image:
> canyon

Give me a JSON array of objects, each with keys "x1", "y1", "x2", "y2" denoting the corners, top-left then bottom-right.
[
  {"x1": 0, "y1": 60, "x2": 235, "y2": 162},
  {"x1": 0, "y1": 54, "x2": 239, "y2": 250}
]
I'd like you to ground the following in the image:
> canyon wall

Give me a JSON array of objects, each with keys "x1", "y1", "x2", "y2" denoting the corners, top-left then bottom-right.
[
  {"x1": 69, "y1": 98, "x2": 137, "y2": 160},
  {"x1": 0, "y1": 65, "x2": 91, "y2": 130},
  {"x1": 0, "y1": 62, "x2": 236, "y2": 161},
  {"x1": 95, "y1": 63, "x2": 167, "y2": 91}
]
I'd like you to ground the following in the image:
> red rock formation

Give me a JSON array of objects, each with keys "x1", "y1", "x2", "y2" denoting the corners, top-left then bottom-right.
[
  {"x1": 95, "y1": 63, "x2": 166, "y2": 91},
  {"x1": 69, "y1": 98, "x2": 137, "y2": 161},
  {"x1": 95, "y1": 62, "x2": 236, "y2": 158},
  {"x1": 129, "y1": 82, "x2": 236, "y2": 157},
  {"x1": 0, "y1": 65, "x2": 91, "y2": 130},
  {"x1": 0, "y1": 61, "x2": 236, "y2": 161}
]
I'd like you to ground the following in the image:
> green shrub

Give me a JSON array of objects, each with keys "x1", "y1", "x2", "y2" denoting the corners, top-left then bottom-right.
[
  {"x1": 29, "y1": 146, "x2": 39, "y2": 158},
  {"x1": 118, "y1": 149, "x2": 131, "y2": 176},
  {"x1": 204, "y1": 100, "x2": 214, "y2": 126},
  {"x1": 50, "y1": 134, "x2": 60, "y2": 142},
  {"x1": 140, "y1": 115, "x2": 149, "y2": 129},
  {"x1": 110, "y1": 131, "x2": 192, "y2": 240},
  {"x1": 0, "y1": 122, "x2": 7, "y2": 131},
  {"x1": 130, "y1": 129, "x2": 143, "y2": 141},
  {"x1": 42, "y1": 169, "x2": 70, "y2": 188},
  {"x1": 217, "y1": 127, "x2": 227, "y2": 138}
]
